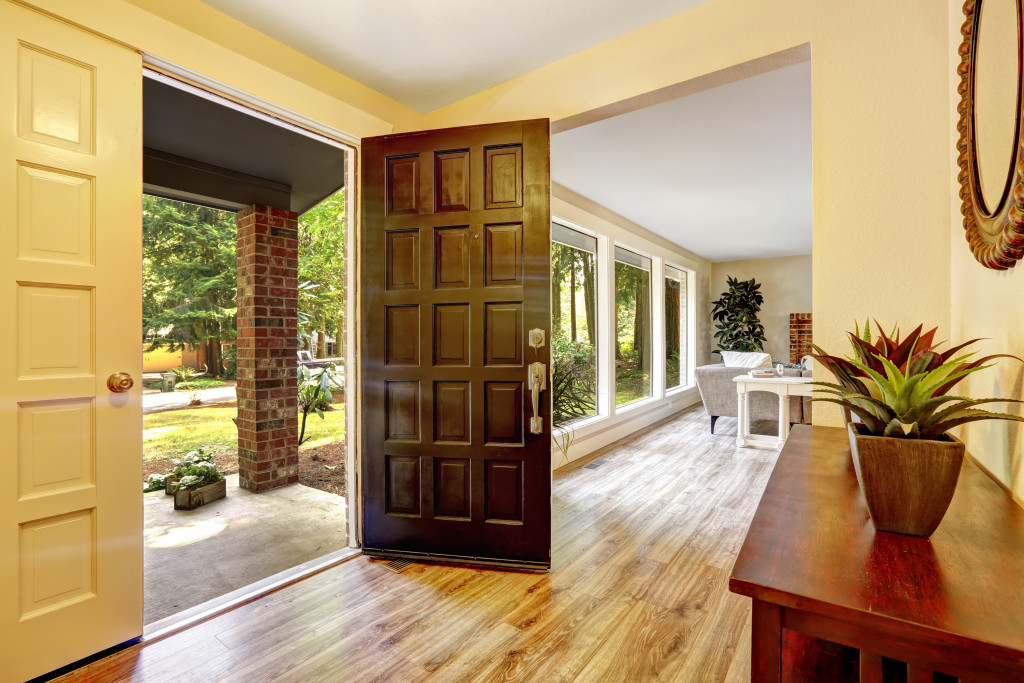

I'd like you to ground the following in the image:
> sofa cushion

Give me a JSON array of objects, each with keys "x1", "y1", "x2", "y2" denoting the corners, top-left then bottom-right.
[{"x1": 721, "y1": 351, "x2": 772, "y2": 368}]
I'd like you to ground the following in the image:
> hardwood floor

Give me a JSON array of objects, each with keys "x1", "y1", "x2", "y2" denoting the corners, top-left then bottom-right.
[{"x1": 57, "y1": 406, "x2": 776, "y2": 682}]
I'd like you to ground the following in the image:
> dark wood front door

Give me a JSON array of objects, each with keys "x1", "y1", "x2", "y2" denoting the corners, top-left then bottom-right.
[{"x1": 360, "y1": 119, "x2": 551, "y2": 569}]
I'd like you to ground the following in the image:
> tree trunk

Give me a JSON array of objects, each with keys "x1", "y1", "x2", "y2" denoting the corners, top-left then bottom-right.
[
  {"x1": 206, "y1": 338, "x2": 221, "y2": 378},
  {"x1": 634, "y1": 275, "x2": 650, "y2": 372},
  {"x1": 570, "y1": 260, "x2": 577, "y2": 342},
  {"x1": 551, "y1": 248, "x2": 562, "y2": 339},
  {"x1": 317, "y1": 328, "x2": 327, "y2": 359},
  {"x1": 582, "y1": 253, "x2": 596, "y2": 346},
  {"x1": 665, "y1": 281, "x2": 680, "y2": 357}
]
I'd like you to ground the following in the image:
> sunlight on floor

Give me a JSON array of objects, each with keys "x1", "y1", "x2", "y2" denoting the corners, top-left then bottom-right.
[{"x1": 146, "y1": 518, "x2": 228, "y2": 548}]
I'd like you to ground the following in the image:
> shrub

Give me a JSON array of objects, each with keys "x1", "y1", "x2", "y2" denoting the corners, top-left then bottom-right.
[
  {"x1": 143, "y1": 473, "x2": 166, "y2": 492},
  {"x1": 167, "y1": 449, "x2": 223, "y2": 491},
  {"x1": 298, "y1": 362, "x2": 343, "y2": 445},
  {"x1": 552, "y1": 338, "x2": 597, "y2": 427},
  {"x1": 170, "y1": 365, "x2": 203, "y2": 382}
]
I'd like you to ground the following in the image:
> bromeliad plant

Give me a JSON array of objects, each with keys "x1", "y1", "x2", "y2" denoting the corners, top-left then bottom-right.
[{"x1": 811, "y1": 321, "x2": 1024, "y2": 439}]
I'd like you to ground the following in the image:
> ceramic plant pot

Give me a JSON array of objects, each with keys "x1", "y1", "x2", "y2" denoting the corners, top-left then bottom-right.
[{"x1": 847, "y1": 423, "x2": 965, "y2": 538}]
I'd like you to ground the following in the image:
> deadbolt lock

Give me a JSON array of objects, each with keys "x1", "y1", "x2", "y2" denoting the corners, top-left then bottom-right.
[{"x1": 528, "y1": 328, "x2": 546, "y2": 351}]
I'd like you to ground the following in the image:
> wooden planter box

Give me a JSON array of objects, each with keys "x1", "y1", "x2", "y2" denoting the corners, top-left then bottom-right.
[
  {"x1": 173, "y1": 478, "x2": 226, "y2": 510},
  {"x1": 164, "y1": 475, "x2": 179, "y2": 495}
]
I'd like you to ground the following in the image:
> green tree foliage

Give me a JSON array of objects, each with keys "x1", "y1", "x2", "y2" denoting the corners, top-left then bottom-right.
[
  {"x1": 711, "y1": 276, "x2": 766, "y2": 353},
  {"x1": 143, "y1": 197, "x2": 237, "y2": 377},
  {"x1": 615, "y1": 262, "x2": 652, "y2": 405},
  {"x1": 298, "y1": 189, "x2": 346, "y2": 358},
  {"x1": 551, "y1": 242, "x2": 598, "y2": 426}
]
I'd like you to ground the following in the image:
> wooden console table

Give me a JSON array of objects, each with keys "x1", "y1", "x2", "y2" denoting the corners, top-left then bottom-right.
[
  {"x1": 733, "y1": 374, "x2": 813, "y2": 449},
  {"x1": 730, "y1": 425, "x2": 1024, "y2": 682}
]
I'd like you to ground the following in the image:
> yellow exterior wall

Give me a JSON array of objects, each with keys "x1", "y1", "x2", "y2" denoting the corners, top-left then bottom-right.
[
  {"x1": 426, "y1": 0, "x2": 954, "y2": 429},
  {"x1": 947, "y1": 0, "x2": 1024, "y2": 504},
  {"x1": 19, "y1": 0, "x2": 424, "y2": 138},
  {"x1": 141, "y1": 344, "x2": 181, "y2": 373}
]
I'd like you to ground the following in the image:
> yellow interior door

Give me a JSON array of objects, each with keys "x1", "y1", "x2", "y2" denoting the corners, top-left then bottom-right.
[{"x1": 0, "y1": 2, "x2": 142, "y2": 680}]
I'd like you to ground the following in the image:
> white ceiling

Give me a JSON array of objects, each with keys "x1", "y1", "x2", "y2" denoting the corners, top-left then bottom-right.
[
  {"x1": 552, "y1": 62, "x2": 812, "y2": 263},
  {"x1": 200, "y1": 0, "x2": 710, "y2": 112}
]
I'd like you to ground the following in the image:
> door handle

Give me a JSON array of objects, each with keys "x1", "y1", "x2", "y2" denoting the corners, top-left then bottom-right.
[
  {"x1": 107, "y1": 372, "x2": 134, "y2": 393},
  {"x1": 528, "y1": 362, "x2": 547, "y2": 434}
]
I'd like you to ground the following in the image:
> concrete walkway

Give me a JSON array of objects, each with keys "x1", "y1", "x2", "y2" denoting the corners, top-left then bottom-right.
[
  {"x1": 143, "y1": 382, "x2": 237, "y2": 413},
  {"x1": 143, "y1": 474, "x2": 347, "y2": 625}
]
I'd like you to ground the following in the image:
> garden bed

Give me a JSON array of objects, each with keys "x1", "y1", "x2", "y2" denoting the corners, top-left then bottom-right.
[{"x1": 143, "y1": 398, "x2": 346, "y2": 497}]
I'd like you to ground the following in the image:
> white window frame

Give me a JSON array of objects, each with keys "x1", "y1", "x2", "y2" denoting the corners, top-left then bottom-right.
[{"x1": 550, "y1": 216, "x2": 699, "y2": 456}]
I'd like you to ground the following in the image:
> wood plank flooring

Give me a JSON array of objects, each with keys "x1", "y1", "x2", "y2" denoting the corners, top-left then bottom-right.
[{"x1": 56, "y1": 406, "x2": 776, "y2": 682}]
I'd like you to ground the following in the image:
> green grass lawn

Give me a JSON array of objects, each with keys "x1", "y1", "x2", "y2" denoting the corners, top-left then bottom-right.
[{"x1": 143, "y1": 405, "x2": 345, "y2": 462}]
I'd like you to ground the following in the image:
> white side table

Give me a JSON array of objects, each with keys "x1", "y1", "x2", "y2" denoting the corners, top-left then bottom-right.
[{"x1": 733, "y1": 374, "x2": 814, "y2": 449}]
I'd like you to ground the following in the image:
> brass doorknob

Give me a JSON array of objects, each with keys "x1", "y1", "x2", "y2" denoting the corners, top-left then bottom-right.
[{"x1": 107, "y1": 372, "x2": 134, "y2": 393}]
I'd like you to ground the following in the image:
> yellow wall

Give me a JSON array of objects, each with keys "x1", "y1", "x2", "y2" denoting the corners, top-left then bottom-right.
[
  {"x1": 20, "y1": 0, "x2": 424, "y2": 138},
  {"x1": 426, "y1": 0, "x2": 953, "y2": 428},
  {"x1": 709, "y1": 255, "x2": 813, "y2": 365},
  {"x1": 141, "y1": 345, "x2": 181, "y2": 373},
  {"x1": 947, "y1": 0, "x2": 1024, "y2": 504}
]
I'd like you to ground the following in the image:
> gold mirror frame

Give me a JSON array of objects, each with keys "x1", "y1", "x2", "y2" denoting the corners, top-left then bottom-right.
[{"x1": 957, "y1": 0, "x2": 1024, "y2": 270}]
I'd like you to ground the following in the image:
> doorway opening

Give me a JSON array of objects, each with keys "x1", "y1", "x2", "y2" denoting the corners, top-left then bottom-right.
[{"x1": 138, "y1": 67, "x2": 355, "y2": 628}]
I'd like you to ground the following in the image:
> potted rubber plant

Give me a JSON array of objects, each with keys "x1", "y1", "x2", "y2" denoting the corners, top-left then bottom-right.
[{"x1": 811, "y1": 322, "x2": 1024, "y2": 537}]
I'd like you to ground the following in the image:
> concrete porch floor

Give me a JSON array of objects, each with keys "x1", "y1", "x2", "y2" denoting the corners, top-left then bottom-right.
[{"x1": 144, "y1": 473, "x2": 347, "y2": 625}]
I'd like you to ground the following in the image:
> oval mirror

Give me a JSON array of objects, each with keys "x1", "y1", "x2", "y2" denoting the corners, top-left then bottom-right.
[
  {"x1": 975, "y1": 0, "x2": 1019, "y2": 211},
  {"x1": 958, "y1": 0, "x2": 1024, "y2": 269}
]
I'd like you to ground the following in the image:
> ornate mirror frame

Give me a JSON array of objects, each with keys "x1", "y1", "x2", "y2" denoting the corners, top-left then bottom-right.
[{"x1": 957, "y1": 0, "x2": 1024, "y2": 270}]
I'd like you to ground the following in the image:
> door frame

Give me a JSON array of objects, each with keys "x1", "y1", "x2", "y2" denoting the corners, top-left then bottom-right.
[{"x1": 140, "y1": 54, "x2": 365, "y2": 547}]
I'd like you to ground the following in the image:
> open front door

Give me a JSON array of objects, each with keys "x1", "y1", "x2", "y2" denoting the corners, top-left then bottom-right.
[
  {"x1": 361, "y1": 120, "x2": 551, "y2": 569},
  {"x1": 0, "y1": 3, "x2": 142, "y2": 680}
]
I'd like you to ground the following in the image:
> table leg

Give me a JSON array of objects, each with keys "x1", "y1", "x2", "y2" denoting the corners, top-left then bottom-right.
[
  {"x1": 737, "y1": 386, "x2": 748, "y2": 447},
  {"x1": 859, "y1": 651, "x2": 883, "y2": 683},
  {"x1": 751, "y1": 599, "x2": 782, "y2": 683},
  {"x1": 778, "y1": 392, "x2": 790, "y2": 449}
]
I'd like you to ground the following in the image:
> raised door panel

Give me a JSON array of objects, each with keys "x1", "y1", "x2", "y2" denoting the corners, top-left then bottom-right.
[
  {"x1": 433, "y1": 304, "x2": 469, "y2": 366},
  {"x1": 17, "y1": 163, "x2": 94, "y2": 265},
  {"x1": 386, "y1": 155, "x2": 419, "y2": 215},
  {"x1": 434, "y1": 381, "x2": 470, "y2": 443},
  {"x1": 17, "y1": 43, "x2": 94, "y2": 154},
  {"x1": 386, "y1": 229, "x2": 419, "y2": 290},
  {"x1": 434, "y1": 226, "x2": 470, "y2": 289},
  {"x1": 485, "y1": 302, "x2": 522, "y2": 366},
  {"x1": 434, "y1": 458, "x2": 471, "y2": 519},
  {"x1": 18, "y1": 398, "x2": 95, "y2": 499},
  {"x1": 484, "y1": 145, "x2": 523, "y2": 209},
  {"x1": 485, "y1": 223, "x2": 522, "y2": 287},
  {"x1": 0, "y1": 5, "x2": 142, "y2": 680},
  {"x1": 434, "y1": 150, "x2": 470, "y2": 212}
]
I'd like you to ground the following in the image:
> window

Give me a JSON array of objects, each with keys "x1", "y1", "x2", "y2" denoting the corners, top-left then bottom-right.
[
  {"x1": 551, "y1": 222, "x2": 598, "y2": 426},
  {"x1": 665, "y1": 265, "x2": 688, "y2": 389},
  {"x1": 614, "y1": 246, "x2": 652, "y2": 407}
]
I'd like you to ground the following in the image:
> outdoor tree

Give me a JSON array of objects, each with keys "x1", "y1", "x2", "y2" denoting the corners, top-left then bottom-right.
[
  {"x1": 143, "y1": 196, "x2": 237, "y2": 377},
  {"x1": 298, "y1": 189, "x2": 346, "y2": 358}
]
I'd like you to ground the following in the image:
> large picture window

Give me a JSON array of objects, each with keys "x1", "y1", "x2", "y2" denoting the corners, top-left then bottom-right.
[
  {"x1": 551, "y1": 223, "x2": 598, "y2": 426},
  {"x1": 665, "y1": 265, "x2": 688, "y2": 390},
  {"x1": 614, "y1": 246, "x2": 652, "y2": 407}
]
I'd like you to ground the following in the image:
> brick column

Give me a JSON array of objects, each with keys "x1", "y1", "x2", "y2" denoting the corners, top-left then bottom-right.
[
  {"x1": 789, "y1": 313, "x2": 813, "y2": 364},
  {"x1": 236, "y1": 204, "x2": 300, "y2": 492}
]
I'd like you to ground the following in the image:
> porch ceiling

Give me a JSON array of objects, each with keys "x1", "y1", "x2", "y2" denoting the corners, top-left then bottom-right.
[{"x1": 143, "y1": 73, "x2": 346, "y2": 214}]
